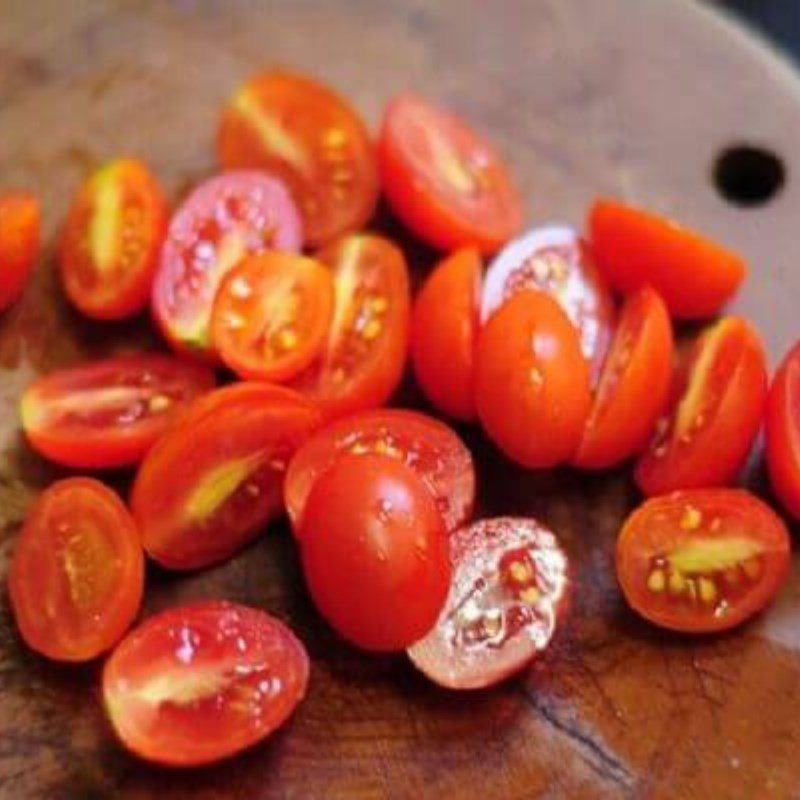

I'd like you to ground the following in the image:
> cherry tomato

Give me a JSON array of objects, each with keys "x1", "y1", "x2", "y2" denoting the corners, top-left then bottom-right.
[
  {"x1": 211, "y1": 252, "x2": 334, "y2": 382},
  {"x1": 635, "y1": 316, "x2": 767, "y2": 496},
  {"x1": 103, "y1": 601, "x2": 309, "y2": 766},
  {"x1": 0, "y1": 191, "x2": 40, "y2": 311},
  {"x1": 20, "y1": 354, "x2": 215, "y2": 469},
  {"x1": 574, "y1": 288, "x2": 673, "y2": 469},
  {"x1": 59, "y1": 159, "x2": 167, "y2": 320},
  {"x1": 131, "y1": 383, "x2": 321, "y2": 570},
  {"x1": 9, "y1": 478, "x2": 144, "y2": 662},
  {"x1": 616, "y1": 489, "x2": 790, "y2": 633},
  {"x1": 300, "y1": 454, "x2": 450, "y2": 652},
  {"x1": 590, "y1": 199, "x2": 746, "y2": 319},
  {"x1": 218, "y1": 70, "x2": 378, "y2": 247},
  {"x1": 152, "y1": 171, "x2": 302, "y2": 359},
  {"x1": 474, "y1": 290, "x2": 591, "y2": 468},
  {"x1": 408, "y1": 517, "x2": 569, "y2": 690},
  {"x1": 411, "y1": 248, "x2": 481, "y2": 421},
  {"x1": 481, "y1": 225, "x2": 615, "y2": 382},
  {"x1": 284, "y1": 408, "x2": 475, "y2": 533},
  {"x1": 378, "y1": 93, "x2": 524, "y2": 253},
  {"x1": 289, "y1": 233, "x2": 410, "y2": 419}
]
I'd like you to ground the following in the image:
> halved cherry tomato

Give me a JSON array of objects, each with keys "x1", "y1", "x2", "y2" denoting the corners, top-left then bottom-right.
[
  {"x1": 59, "y1": 159, "x2": 167, "y2": 320},
  {"x1": 211, "y1": 252, "x2": 334, "y2": 382},
  {"x1": 0, "y1": 191, "x2": 40, "y2": 311},
  {"x1": 103, "y1": 600, "x2": 309, "y2": 766},
  {"x1": 574, "y1": 288, "x2": 673, "y2": 469},
  {"x1": 289, "y1": 233, "x2": 410, "y2": 419},
  {"x1": 20, "y1": 354, "x2": 215, "y2": 469},
  {"x1": 590, "y1": 199, "x2": 746, "y2": 319},
  {"x1": 300, "y1": 454, "x2": 450, "y2": 651},
  {"x1": 616, "y1": 489, "x2": 790, "y2": 633},
  {"x1": 378, "y1": 93, "x2": 524, "y2": 254},
  {"x1": 474, "y1": 290, "x2": 591, "y2": 468},
  {"x1": 481, "y1": 225, "x2": 616, "y2": 382},
  {"x1": 284, "y1": 408, "x2": 475, "y2": 532},
  {"x1": 635, "y1": 317, "x2": 767, "y2": 496},
  {"x1": 218, "y1": 70, "x2": 378, "y2": 247},
  {"x1": 152, "y1": 171, "x2": 302, "y2": 359},
  {"x1": 9, "y1": 478, "x2": 144, "y2": 662},
  {"x1": 408, "y1": 517, "x2": 570, "y2": 690},
  {"x1": 131, "y1": 383, "x2": 321, "y2": 570},
  {"x1": 411, "y1": 248, "x2": 481, "y2": 421}
]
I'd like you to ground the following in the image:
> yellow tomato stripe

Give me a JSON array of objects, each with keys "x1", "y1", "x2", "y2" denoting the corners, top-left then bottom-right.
[
  {"x1": 669, "y1": 537, "x2": 762, "y2": 575},
  {"x1": 183, "y1": 451, "x2": 264, "y2": 523},
  {"x1": 89, "y1": 163, "x2": 122, "y2": 272}
]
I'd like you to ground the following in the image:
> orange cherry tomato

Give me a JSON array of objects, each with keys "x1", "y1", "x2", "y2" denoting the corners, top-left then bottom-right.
[
  {"x1": 9, "y1": 478, "x2": 144, "y2": 662},
  {"x1": 378, "y1": 93, "x2": 524, "y2": 254},
  {"x1": 0, "y1": 190, "x2": 40, "y2": 311},
  {"x1": 217, "y1": 70, "x2": 378, "y2": 247},
  {"x1": 635, "y1": 317, "x2": 767, "y2": 496},
  {"x1": 616, "y1": 489, "x2": 790, "y2": 633},
  {"x1": 411, "y1": 247, "x2": 481, "y2": 421},
  {"x1": 590, "y1": 198, "x2": 747, "y2": 319},
  {"x1": 474, "y1": 290, "x2": 591, "y2": 468},
  {"x1": 574, "y1": 288, "x2": 673, "y2": 469}
]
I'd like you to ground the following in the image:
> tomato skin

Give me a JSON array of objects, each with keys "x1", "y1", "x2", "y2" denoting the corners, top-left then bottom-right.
[
  {"x1": 300, "y1": 454, "x2": 450, "y2": 652},
  {"x1": 616, "y1": 489, "x2": 790, "y2": 633},
  {"x1": 378, "y1": 94, "x2": 524, "y2": 254},
  {"x1": 0, "y1": 191, "x2": 40, "y2": 311},
  {"x1": 474, "y1": 290, "x2": 591, "y2": 468},
  {"x1": 590, "y1": 199, "x2": 746, "y2": 319},
  {"x1": 411, "y1": 248, "x2": 481, "y2": 421},
  {"x1": 103, "y1": 601, "x2": 309, "y2": 766},
  {"x1": 574, "y1": 288, "x2": 673, "y2": 469},
  {"x1": 9, "y1": 478, "x2": 144, "y2": 662}
]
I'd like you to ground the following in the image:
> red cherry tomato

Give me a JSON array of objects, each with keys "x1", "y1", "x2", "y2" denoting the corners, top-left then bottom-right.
[
  {"x1": 9, "y1": 478, "x2": 144, "y2": 662},
  {"x1": 616, "y1": 489, "x2": 790, "y2": 633},
  {"x1": 211, "y1": 252, "x2": 334, "y2": 382},
  {"x1": 59, "y1": 159, "x2": 167, "y2": 320},
  {"x1": 590, "y1": 198, "x2": 747, "y2": 319},
  {"x1": 20, "y1": 354, "x2": 215, "y2": 469},
  {"x1": 284, "y1": 408, "x2": 475, "y2": 533},
  {"x1": 574, "y1": 288, "x2": 673, "y2": 469},
  {"x1": 300, "y1": 454, "x2": 450, "y2": 652},
  {"x1": 635, "y1": 317, "x2": 767, "y2": 496},
  {"x1": 218, "y1": 70, "x2": 378, "y2": 247},
  {"x1": 474, "y1": 290, "x2": 591, "y2": 468},
  {"x1": 0, "y1": 191, "x2": 40, "y2": 311},
  {"x1": 411, "y1": 248, "x2": 481, "y2": 421},
  {"x1": 103, "y1": 601, "x2": 309, "y2": 766},
  {"x1": 408, "y1": 517, "x2": 570, "y2": 690},
  {"x1": 378, "y1": 93, "x2": 524, "y2": 254},
  {"x1": 289, "y1": 233, "x2": 410, "y2": 419},
  {"x1": 152, "y1": 171, "x2": 302, "y2": 359},
  {"x1": 131, "y1": 383, "x2": 321, "y2": 570}
]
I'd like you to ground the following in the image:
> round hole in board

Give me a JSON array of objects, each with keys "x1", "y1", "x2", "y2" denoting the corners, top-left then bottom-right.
[{"x1": 713, "y1": 145, "x2": 786, "y2": 207}]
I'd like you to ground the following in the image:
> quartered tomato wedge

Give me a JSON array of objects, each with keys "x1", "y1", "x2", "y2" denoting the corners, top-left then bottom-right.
[
  {"x1": 574, "y1": 288, "x2": 673, "y2": 469},
  {"x1": 407, "y1": 517, "x2": 570, "y2": 690},
  {"x1": 616, "y1": 490, "x2": 790, "y2": 633},
  {"x1": 0, "y1": 191, "x2": 40, "y2": 311},
  {"x1": 103, "y1": 601, "x2": 309, "y2": 766},
  {"x1": 635, "y1": 316, "x2": 767, "y2": 496},
  {"x1": 9, "y1": 478, "x2": 144, "y2": 662},
  {"x1": 482, "y1": 225, "x2": 615, "y2": 382},
  {"x1": 218, "y1": 70, "x2": 378, "y2": 247},
  {"x1": 131, "y1": 383, "x2": 321, "y2": 570},
  {"x1": 284, "y1": 408, "x2": 475, "y2": 532},
  {"x1": 211, "y1": 252, "x2": 334, "y2": 382},
  {"x1": 289, "y1": 233, "x2": 410, "y2": 418},
  {"x1": 152, "y1": 171, "x2": 302, "y2": 359},
  {"x1": 20, "y1": 354, "x2": 215, "y2": 469},
  {"x1": 378, "y1": 93, "x2": 524, "y2": 254},
  {"x1": 411, "y1": 248, "x2": 481, "y2": 421},
  {"x1": 60, "y1": 159, "x2": 167, "y2": 320}
]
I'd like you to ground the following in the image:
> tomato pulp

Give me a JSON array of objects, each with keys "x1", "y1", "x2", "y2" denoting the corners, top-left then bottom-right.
[{"x1": 0, "y1": 191, "x2": 40, "y2": 311}]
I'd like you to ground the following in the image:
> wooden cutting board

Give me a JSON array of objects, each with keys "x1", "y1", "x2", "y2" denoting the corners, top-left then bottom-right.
[{"x1": 2, "y1": 1, "x2": 799, "y2": 797}]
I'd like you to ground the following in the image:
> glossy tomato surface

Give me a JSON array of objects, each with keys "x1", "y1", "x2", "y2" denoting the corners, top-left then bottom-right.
[
  {"x1": 103, "y1": 601, "x2": 309, "y2": 766},
  {"x1": 0, "y1": 190, "x2": 40, "y2": 311}
]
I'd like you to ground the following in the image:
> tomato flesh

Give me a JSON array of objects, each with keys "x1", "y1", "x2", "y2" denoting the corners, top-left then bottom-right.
[{"x1": 0, "y1": 190, "x2": 40, "y2": 311}]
